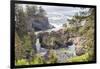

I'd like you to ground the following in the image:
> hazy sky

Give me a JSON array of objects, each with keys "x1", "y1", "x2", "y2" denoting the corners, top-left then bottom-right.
[{"x1": 41, "y1": 5, "x2": 89, "y2": 27}]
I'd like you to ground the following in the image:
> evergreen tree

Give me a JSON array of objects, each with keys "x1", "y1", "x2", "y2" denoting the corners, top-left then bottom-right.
[
  {"x1": 15, "y1": 5, "x2": 27, "y2": 39},
  {"x1": 38, "y1": 6, "x2": 47, "y2": 17}
]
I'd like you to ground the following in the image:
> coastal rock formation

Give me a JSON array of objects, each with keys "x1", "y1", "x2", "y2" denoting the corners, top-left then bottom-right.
[{"x1": 27, "y1": 15, "x2": 54, "y2": 32}]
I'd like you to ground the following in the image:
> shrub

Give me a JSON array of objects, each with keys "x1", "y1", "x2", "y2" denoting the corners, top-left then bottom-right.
[
  {"x1": 16, "y1": 59, "x2": 29, "y2": 65},
  {"x1": 66, "y1": 52, "x2": 93, "y2": 62},
  {"x1": 46, "y1": 50, "x2": 57, "y2": 64},
  {"x1": 15, "y1": 32, "x2": 25, "y2": 61},
  {"x1": 31, "y1": 54, "x2": 44, "y2": 64}
]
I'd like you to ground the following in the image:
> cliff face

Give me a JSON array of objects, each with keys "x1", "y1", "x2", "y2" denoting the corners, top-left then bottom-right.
[
  {"x1": 32, "y1": 16, "x2": 50, "y2": 31},
  {"x1": 27, "y1": 15, "x2": 54, "y2": 32}
]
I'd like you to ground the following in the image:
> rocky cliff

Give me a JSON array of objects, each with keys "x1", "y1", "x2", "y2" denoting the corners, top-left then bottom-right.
[{"x1": 27, "y1": 15, "x2": 54, "y2": 32}]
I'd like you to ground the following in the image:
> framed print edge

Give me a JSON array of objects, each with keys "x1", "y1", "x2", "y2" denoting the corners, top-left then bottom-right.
[{"x1": 10, "y1": 1, "x2": 97, "y2": 68}]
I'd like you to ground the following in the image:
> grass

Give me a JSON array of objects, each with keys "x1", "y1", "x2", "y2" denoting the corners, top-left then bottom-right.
[
  {"x1": 16, "y1": 59, "x2": 29, "y2": 65},
  {"x1": 66, "y1": 53, "x2": 90, "y2": 62}
]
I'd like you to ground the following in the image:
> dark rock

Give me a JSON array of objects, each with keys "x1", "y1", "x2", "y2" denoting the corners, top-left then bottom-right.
[
  {"x1": 76, "y1": 47, "x2": 85, "y2": 56},
  {"x1": 27, "y1": 15, "x2": 55, "y2": 32},
  {"x1": 66, "y1": 41, "x2": 73, "y2": 46},
  {"x1": 32, "y1": 17, "x2": 49, "y2": 31}
]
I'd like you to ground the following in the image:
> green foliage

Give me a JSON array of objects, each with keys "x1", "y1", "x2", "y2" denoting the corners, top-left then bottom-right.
[
  {"x1": 23, "y1": 35, "x2": 32, "y2": 51},
  {"x1": 65, "y1": 8, "x2": 95, "y2": 62},
  {"x1": 16, "y1": 54, "x2": 45, "y2": 65},
  {"x1": 31, "y1": 54, "x2": 44, "y2": 64},
  {"x1": 16, "y1": 59, "x2": 29, "y2": 65},
  {"x1": 47, "y1": 50, "x2": 57, "y2": 64},
  {"x1": 66, "y1": 48, "x2": 94, "y2": 62},
  {"x1": 26, "y1": 5, "x2": 37, "y2": 17},
  {"x1": 15, "y1": 5, "x2": 27, "y2": 39},
  {"x1": 15, "y1": 32, "x2": 25, "y2": 61},
  {"x1": 29, "y1": 31, "x2": 36, "y2": 45},
  {"x1": 66, "y1": 53, "x2": 90, "y2": 62},
  {"x1": 78, "y1": 27, "x2": 85, "y2": 36}
]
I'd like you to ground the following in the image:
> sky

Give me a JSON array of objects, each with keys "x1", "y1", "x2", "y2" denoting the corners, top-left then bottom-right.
[
  {"x1": 41, "y1": 5, "x2": 89, "y2": 27},
  {"x1": 16, "y1": 4, "x2": 90, "y2": 28},
  {"x1": 42, "y1": 5, "x2": 89, "y2": 28}
]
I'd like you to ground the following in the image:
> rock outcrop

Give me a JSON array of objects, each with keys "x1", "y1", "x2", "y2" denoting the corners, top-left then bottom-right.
[
  {"x1": 27, "y1": 15, "x2": 54, "y2": 32},
  {"x1": 69, "y1": 37, "x2": 86, "y2": 56}
]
